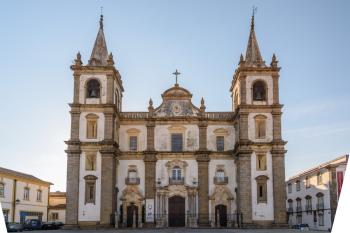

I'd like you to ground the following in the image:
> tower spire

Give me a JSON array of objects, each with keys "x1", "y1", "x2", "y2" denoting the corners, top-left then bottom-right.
[
  {"x1": 88, "y1": 13, "x2": 108, "y2": 66},
  {"x1": 244, "y1": 7, "x2": 265, "y2": 67}
]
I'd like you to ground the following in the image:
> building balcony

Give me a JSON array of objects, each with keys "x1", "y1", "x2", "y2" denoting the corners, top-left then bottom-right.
[
  {"x1": 317, "y1": 203, "x2": 324, "y2": 210},
  {"x1": 213, "y1": 176, "x2": 228, "y2": 185},
  {"x1": 305, "y1": 204, "x2": 313, "y2": 212},
  {"x1": 169, "y1": 177, "x2": 184, "y2": 185},
  {"x1": 296, "y1": 206, "x2": 302, "y2": 212},
  {"x1": 125, "y1": 177, "x2": 140, "y2": 185}
]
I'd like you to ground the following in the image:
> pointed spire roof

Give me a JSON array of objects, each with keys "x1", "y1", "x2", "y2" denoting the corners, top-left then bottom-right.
[
  {"x1": 244, "y1": 12, "x2": 265, "y2": 67},
  {"x1": 88, "y1": 15, "x2": 108, "y2": 66}
]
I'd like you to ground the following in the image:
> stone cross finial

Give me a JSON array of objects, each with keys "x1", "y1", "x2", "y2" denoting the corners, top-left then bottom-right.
[{"x1": 172, "y1": 69, "x2": 181, "y2": 86}]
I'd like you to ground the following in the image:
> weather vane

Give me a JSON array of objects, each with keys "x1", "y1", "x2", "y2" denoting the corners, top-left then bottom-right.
[{"x1": 172, "y1": 69, "x2": 181, "y2": 85}]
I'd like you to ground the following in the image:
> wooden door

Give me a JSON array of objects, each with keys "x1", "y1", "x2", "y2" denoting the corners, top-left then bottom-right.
[
  {"x1": 215, "y1": 204, "x2": 227, "y2": 227},
  {"x1": 126, "y1": 204, "x2": 138, "y2": 227},
  {"x1": 168, "y1": 196, "x2": 185, "y2": 227}
]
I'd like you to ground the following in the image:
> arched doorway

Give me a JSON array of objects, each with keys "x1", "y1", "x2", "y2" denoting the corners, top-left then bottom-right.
[
  {"x1": 126, "y1": 203, "x2": 138, "y2": 228},
  {"x1": 215, "y1": 204, "x2": 227, "y2": 227},
  {"x1": 168, "y1": 196, "x2": 185, "y2": 227}
]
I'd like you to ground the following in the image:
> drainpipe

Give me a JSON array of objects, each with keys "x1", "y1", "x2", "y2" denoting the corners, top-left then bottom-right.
[{"x1": 12, "y1": 179, "x2": 17, "y2": 222}]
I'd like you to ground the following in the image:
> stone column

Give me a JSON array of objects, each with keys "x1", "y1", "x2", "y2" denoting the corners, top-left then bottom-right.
[
  {"x1": 100, "y1": 150, "x2": 116, "y2": 225},
  {"x1": 104, "y1": 111, "x2": 115, "y2": 141},
  {"x1": 198, "y1": 121, "x2": 208, "y2": 150},
  {"x1": 272, "y1": 112, "x2": 282, "y2": 141},
  {"x1": 236, "y1": 153, "x2": 252, "y2": 225},
  {"x1": 271, "y1": 153, "x2": 287, "y2": 225},
  {"x1": 239, "y1": 112, "x2": 249, "y2": 141},
  {"x1": 272, "y1": 74, "x2": 280, "y2": 105},
  {"x1": 70, "y1": 110, "x2": 80, "y2": 141},
  {"x1": 146, "y1": 121, "x2": 155, "y2": 151},
  {"x1": 73, "y1": 74, "x2": 80, "y2": 104},
  {"x1": 239, "y1": 76, "x2": 247, "y2": 104},
  {"x1": 65, "y1": 152, "x2": 80, "y2": 228},
  {"x1": 196, "y1": 154, "x2": 210, "y2": 226},
  {"x1": 106, "y1": 74, "x2": 115, "y2": 104}
]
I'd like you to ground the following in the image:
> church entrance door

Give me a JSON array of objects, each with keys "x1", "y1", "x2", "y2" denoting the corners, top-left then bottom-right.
[
  {"x1": 126, "y1": 204, "x2": 138, "y2": 228},
  {"x1": 215, "y1": 204, "x2": 227, "y2": 227},
  {"x1": 168, "y1": 196, "x2": 185, "y2": 227}
]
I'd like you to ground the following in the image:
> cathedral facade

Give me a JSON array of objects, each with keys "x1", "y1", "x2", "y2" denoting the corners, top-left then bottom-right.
[{"x1": 65, "y1": 14, "x2": 287, "y2": 228}]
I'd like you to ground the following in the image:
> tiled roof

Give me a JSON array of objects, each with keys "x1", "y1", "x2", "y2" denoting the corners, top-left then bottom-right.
[{"x1": 0, "y1": 167, "x2": 53, "y2": 185}]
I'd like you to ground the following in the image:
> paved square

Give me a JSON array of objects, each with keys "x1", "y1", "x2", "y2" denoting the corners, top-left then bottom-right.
[{"x1": 30, "y1": 229, "x2": 320, "y2": 233}]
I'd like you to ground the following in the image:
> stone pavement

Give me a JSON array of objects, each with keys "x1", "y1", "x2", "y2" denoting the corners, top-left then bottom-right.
[{"x1": 30, "y1": 229, "x2": 320, "y2": 233}]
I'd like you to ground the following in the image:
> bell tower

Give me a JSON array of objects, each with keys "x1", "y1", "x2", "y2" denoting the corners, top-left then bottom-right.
[
  {"x1": 231, "y1": 13, "x2": 287, "y2": 226},
  {"x1": 65, "y1": 14, "x2": 123, "y2": 228}
]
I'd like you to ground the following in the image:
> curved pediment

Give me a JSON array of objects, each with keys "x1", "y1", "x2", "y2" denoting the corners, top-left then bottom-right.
[{"x1": 154, "y1": 84, "x2": 200, "y2": 117}]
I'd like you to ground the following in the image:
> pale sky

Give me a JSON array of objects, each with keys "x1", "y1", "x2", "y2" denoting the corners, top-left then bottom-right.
[{"x1": 1, "y1": 0, "x2": 349, "y2": 192}]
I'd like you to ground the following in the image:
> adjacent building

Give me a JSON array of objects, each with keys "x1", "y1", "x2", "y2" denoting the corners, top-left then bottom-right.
[
  {"x1": 0, "y1": 167, "x2": 52, "y2": 223},
  {"x1": 65, "y1": 13, "x2": 287, "y2": 228},
  {"x1": 48, "y1": 191, "x2": 66, "y2": 223},
  {"x1": 286, "y1": 155, "x2": 348, "y2": 231}
]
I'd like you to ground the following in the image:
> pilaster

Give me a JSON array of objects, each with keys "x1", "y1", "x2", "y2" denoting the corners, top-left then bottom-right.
[
  {"x1": 272, "y1": 74, "x2": 280, "y2": 104},
  {"x1": 106, "y1": 74, "x2": 114, "y2": 104},
  {"x1": 272, "y1": 112, "x2": 282, "y2": 140},
  {"x1": 239, "y1": 76, "x2": 247, "y2": 104},
  {"x1": 104, "y1": 111, "x2": 115, "y2": 141},
  {"x1": 196, "y1": 153, "x2": 210, "y2": 226},
  {"x1": 73, "y1": 73, "x2": 80, "y2": 104},
  {"x1": 70, "y1": 109, "x2": 80, "y2": 141}
]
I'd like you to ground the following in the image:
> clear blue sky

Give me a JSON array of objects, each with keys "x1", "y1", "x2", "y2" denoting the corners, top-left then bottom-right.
[{"x1": 1, "y1": 0, "x2": 349, "y2": 191}]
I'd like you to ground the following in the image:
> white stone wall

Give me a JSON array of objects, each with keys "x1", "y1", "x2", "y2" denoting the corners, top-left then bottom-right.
[
  {"x1": 208, "y1": 159, "x2": 237, "y2": 215},
  {"x1": 79, "y1": 74, "x2": 107, "y2": 104},
  {"x1": 251, "y1": 151, "x2": 274, "y2": 221},
  {"x1": 0, "y1": 177, "x2": 14, "y2": 221},
  {"x1": 248, "y1": 113, "x2": 273, "y2": 142},
  {"x1": 79, "y1": 112, "x2": 105, "y2": 142},
  {"x1": 154, "y1": 125, "x2": 199, "y2": 151},
  {"x1": 116, "y1": 160, "x2": 145, "y2": 200},
  {"x1": 48, "y1": 209, "x2": 66, "y2": 223},
  {"x1": 207, "y1": 125, "x2": 235, "y2": 151},
  {"x1": 118, "y1": 125, "x2": 147, "y2": 151},
  {"x1": 246, "y1": 75, "x2": 273, "y2": 105},
  {"x1": 78, "y1": 151, "x2": 102, "y2": 221},
  {"x1": 155, "y1": 159, "x2": 198, "y2": 186},
  {"x1": 286, "y1": 170, "x2": 333, "y2": 230}
]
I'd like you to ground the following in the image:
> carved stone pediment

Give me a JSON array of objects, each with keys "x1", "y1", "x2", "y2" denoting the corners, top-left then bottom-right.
[{"x1": 153, "y1": 85, "x2": 200, "y2": 117}]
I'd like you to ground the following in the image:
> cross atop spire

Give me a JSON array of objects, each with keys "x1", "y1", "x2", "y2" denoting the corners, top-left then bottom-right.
[
  {"x1": 172, "y1": 69, "x2": 181, "y2": 86},
  {"x1": 88, "y1": 13, "x2": 108, "y2": 66},
  {"x1": 244, "y1": 7, "x2": 265, "y2": 67}
]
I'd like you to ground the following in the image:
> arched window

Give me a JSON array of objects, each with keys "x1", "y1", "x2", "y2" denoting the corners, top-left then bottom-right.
[
  {"x1": 253, "y1": 80, "x2": 266, "y2": 101},
  {"x1": 255, "y1": 115, "x2": 267, "y2": 139},
  {"x1": 86, "y1": 79, "x2": 100, "y2": 98},
  {"x1": 86, "y1": 114, "x2": 99, "y2": 139},
  {"x1": 36, "y1": 189, "x2": 42, "y2": 202},
  {"x1": 172, "y1": 166, "x2": 182, "y2": 181}
]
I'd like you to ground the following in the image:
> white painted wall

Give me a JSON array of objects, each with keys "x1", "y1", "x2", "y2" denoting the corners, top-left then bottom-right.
[
  {"x1": 79, "y1": 74, "x2": 107, "y2": 104},
  {"x1": 248, "y1": 113, "x2": 273, "y2": 142},
  {"x1": 246, "y1": 75, "x2": 273, "y2": 105},
  {"x1": 79, "y1": 112, "x2": 105, "y2": 142},
  {"x1": 78, "y1": 151, "x2": 102, "y2": 221},
  {"x1": 116, "y1": 160, "x2": 145, "y2": 200},
  {"x1": 207, "y1": 125, "x2": 235, "y2": 151},
  {"x1": 208, "y1": 159, "x2": 237, "y2": 215},
  {"x1": 251, "y1": 151, "x2": 274, "y2": 221},
  {"x1": 155, "y1": 159, "x2": 198, "y2": 186},
  {"x1": 154, "y1": 125, "x2": 199, "y2": 151},
  {"x1": 118, "y1": 125, "x2": 147, "y2": 151}
]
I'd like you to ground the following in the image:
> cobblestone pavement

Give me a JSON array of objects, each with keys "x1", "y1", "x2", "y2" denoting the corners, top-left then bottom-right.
[{"x1": 30, "y1": 229, "x2": 320, "y2": 233}]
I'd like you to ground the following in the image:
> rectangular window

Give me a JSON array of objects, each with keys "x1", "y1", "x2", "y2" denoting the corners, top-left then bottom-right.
[
  {"x1": 317, "y1": 172, "x2": 323, "y2": 185},
  {"x1": 51, "y1": 212, "x2": 59, "y2": 221},
  {"x1": 87, "y1": 119, "x2": 97, "y2": 139},
  {"x1": 305, "y1": 176, "x2": 310, "y2": 188},
  {"x1": 318, "y1": 213, "x2": 324, "y2": 226},
  {"x1": 36, "y1": 190, "x2": 42, "y2": 202},
  {"x1": 129, "y1": 136, "x2": 138, "y2": 151},
  {"x1": 0, "y1": 183, "x2": 4, "y2": 197},
  {"x1": 256, "y1": 178, "x2": 267, "y2": 203},
  {"x1": 85, "y1": 181, "x2": 95, "y2": 204},
  {"x1": 23, "y1": 188, "x2": 30, "y2": 200},
  {"x1": 171, "y1": 134, "x2": 183, "y2": 152},
  {"x1": 85, "y1": 153, "x2": 96, "y2": 171},
  {"x1": 216, "y1": 136, "x2": 224, "y2": 151},
  {"x1": 288, "y1": 183, "x2": 292, "y2": 193},
  {"x1": 256, "y1": 154, "x2": 267, "y2": 170},
  {"x1": 296, "y1": 180, "x2": 301, "y2": 191}
]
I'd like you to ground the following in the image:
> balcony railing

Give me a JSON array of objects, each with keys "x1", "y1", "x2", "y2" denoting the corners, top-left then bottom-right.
[
  {"x1": 169, "y1": 177, "x2": 184, "y2": 185},
  {"x1": 213, "y1": 176, "x2": 228, "y2": 185},
  {"x1": 296, "y1": 206, "x2": 302, "y2": 212},
  {"x1": 125, "y1": 177, "x2": 140, "y2": 185},
  {"x1": 317, "y1": 203, "x2": 324, "y2": 210},
  {"x1": 305, "y1": 204, "x2": 313, "y2": 212}
]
